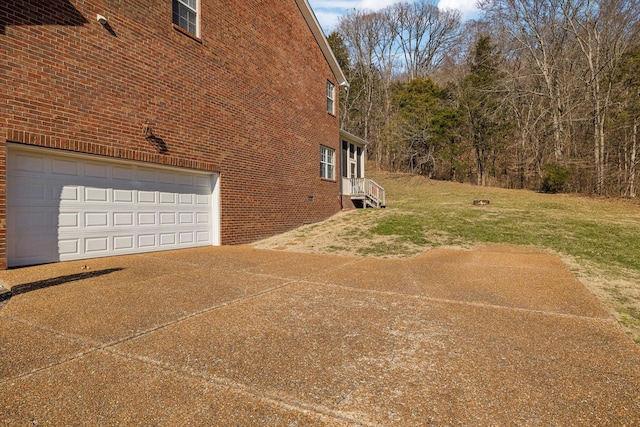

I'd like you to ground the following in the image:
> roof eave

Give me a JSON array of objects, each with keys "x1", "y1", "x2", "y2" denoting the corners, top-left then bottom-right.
[
  {"x1": 340, "y1": 129, "x2": 369, "y2": 146},
  {"x1": 294, "y1": 0, "x2": 349, "y2": 87}
]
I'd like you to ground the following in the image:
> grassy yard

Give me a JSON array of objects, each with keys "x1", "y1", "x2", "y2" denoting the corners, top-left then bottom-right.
[
  {"x1": 358, "y1": 170, "x2": 640, "y2": 342},
  {"x1": 260, "y1": 170, "x2": 640, "y2": 343},
  {"x1": 368, "y1": 171, "x2": 639, "y2": 270}
]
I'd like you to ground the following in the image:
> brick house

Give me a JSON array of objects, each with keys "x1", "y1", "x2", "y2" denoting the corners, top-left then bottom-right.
[{"x1": 0, "y1": 0, "x2": 352, "y2": 268}]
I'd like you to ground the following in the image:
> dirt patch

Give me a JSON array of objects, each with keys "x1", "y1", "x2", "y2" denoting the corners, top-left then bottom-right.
[
  {"x1": 253, "y1": 210, "x2": 371, "y2": 257},
  {"x1": 252, "y1": 209, "x2": 446, "y2": 259}
]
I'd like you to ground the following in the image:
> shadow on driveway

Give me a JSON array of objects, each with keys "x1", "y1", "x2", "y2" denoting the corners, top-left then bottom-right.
[
  {"x1": 0, "y1": 268, "x2": 124, "y2": 305},
  {"x1": 9, "y1": 268, "x2": 124, "y2": 296}
]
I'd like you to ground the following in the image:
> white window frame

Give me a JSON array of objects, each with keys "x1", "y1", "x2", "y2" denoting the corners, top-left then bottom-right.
[
  {"x1": 320, "y1": 146, "x2": 335, "y2": 180},
  {"x1": 326, "y1": 81, "x2": 335, "y2": 115},
  {"x1": 173, "y1": 0, "x2": 199, "y2": 37}
]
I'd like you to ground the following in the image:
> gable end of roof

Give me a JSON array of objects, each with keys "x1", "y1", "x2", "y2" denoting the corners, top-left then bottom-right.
[{"x1": 294, "y1": 0, "x2": 348, "y2": 87}]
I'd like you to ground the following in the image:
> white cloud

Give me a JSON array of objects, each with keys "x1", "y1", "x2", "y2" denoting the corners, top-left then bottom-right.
[
  {"x1": 309, "y1": 0, "x2": 397, "y2": 32},
  {"x1": 437, "y1": 0, "x2": 480, "y2": 19},
  {"x1": 314, "y1": 10, "x2": 343, "y2": 31}
]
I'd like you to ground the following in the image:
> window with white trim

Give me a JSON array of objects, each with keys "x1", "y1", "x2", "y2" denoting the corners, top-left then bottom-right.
[
  {"x1": 173, "y1": 0, "x2": 199, "y2": 36},
  {"x1": 320, "y1": 146, "x2": 335, "y2": 180},
  {"x1": 326, "y1": 81, "x2": 335, "y2": 115}
]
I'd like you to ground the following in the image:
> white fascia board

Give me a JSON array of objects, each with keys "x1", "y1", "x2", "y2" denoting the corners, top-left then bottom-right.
[
  {"x1": 295, "y1": 0, "x2": 349, "y2": 87},
  {"x1": 340, "y1": 129, "x2": 369, "y2": 147}
]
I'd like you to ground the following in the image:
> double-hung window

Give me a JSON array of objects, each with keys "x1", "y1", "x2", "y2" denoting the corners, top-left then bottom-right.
[
  {"x1": 326, "y1": 81, "x2": 335, "y2": 115},
  {"x1": 320, "y1": 146, "x2": 335, "y2": 180},
  {"x1": 173, "y1": 0, "x2": 199, "y2": 37}
]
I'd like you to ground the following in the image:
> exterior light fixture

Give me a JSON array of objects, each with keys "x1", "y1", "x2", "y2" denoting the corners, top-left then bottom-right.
[{"x1": 142, "y1": 119, "x2": 157, "y2": 137}]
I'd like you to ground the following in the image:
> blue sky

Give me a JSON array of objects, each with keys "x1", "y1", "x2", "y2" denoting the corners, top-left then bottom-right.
[{"x1": 308, "y1": 0, "x2": 481, "y2": 32}]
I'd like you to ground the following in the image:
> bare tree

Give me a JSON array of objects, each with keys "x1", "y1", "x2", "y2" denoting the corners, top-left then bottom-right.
[
  {"x1": 563, "y1": 0, "x2": 640, "y2": 194},
  {"x1": 333, "y1": 0, "x2": 640, "y2": 196},
  {"x1": 391, "y1": 1, "x2": 461, "y2": 80},
  {"x1": 338, "y1": 10, "x2": 396, "y2": 167},
  {"x1": 337, "y1": 3, "x2": 461, "y2": 169},
  {"x1": 505, "y1": 62, "x2": 548, "y2": 188},
  {"x1": 481, "y1": 0, "x2": 576, "y2": 163},
  {"x1": 610, "y1": 44, "x2": 640, "y2": 197}
]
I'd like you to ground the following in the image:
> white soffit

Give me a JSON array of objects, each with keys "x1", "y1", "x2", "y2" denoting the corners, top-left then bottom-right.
[{"x1": 340, "y1": 129, "x2": 369, "y2": 147}]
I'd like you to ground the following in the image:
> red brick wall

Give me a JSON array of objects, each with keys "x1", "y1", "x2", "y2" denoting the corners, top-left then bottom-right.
[{"x1": 0, "y1": 0, "x2": 342, "y2": 267}]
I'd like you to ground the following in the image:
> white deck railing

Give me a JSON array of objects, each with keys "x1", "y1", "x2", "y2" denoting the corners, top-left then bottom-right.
[
  {"x1": 347, "y1": 177, "x2": 365, "y2": 195},
  {"x1": 365, "y1": 179, "x2": 386, "y2": 208},
  {"x1": 346, "y1": 178, "x2": 385, "y2": 208}
]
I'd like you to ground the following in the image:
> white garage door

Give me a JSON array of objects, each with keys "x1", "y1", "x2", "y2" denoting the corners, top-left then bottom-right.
[{"x1": 7, "y1": 145, "x2": 220, "y2": 267}]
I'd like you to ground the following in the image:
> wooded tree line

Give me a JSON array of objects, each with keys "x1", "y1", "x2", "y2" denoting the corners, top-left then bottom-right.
[{"x1": 328, "y1": 0, "x2": 640, "y2": 196}]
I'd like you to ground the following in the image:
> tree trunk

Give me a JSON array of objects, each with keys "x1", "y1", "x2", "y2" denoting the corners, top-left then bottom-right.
[
  {"x1": 631, "y1": 118, "x2": 637, "y2": 198},
  {"x1": 553, "y1": 87, "x2": 565, "y2": 161},
  {"x1": 594, "y1": 101, "x2": 603, "y2": 195}
]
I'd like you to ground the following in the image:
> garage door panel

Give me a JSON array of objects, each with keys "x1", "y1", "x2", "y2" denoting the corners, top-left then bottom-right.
[
  {"x1": 85, "y1": 163, "x2": 108, "y2": 179},
  {"x1": 11, "y1": 181, "x2": 85, "y2": 206},
  {"x1": 160, "y1": 212, "x2": 176, "y2": 225},
  {"x1": 13, "y1": 153, "x2": 47, "y2": 174},
  {"x1": 113, "y1": 235, "x2": 134, "y2": 251},
  {"x1": 138, "y1": 212, "x2": 157, "y2": 226},
  {"x1": 195, "y1": 176, "x2": 210, "y2": 187},
  {"x1": 177, "y1": 177, "x2": 192, "y2": 187},
  {"x1": 11, "y1": 182, "x2": 47, "y2": 202},
  {"x1": 85, "y1": 237, "x2": 109, "y2": 253},
  {"x1": 139, "y1": 191, "x2": 156, "y2": 203},
  {"x1": 137, "y1": 169, "x2": 156, "y2": 183},
  {"x1": 8, "y1": 147, "x2": 218, "y2": 267},
  {"x1": 179, "y1": 212, "x2": 194, "y2": 224},
  {"x1": 14, "y1": 211, "x2": 51, "y2": 231},
  {"x1": 179, "y1": 232, "x2": 194, "y2": 244},
  {"x1": 113, "y1": 189, "x2": 134, "y2": 203},
  {"x1": 179, "y1": 194, "x2": 194, "y2": 205},
  {"x1": 138, "y1": 234, "x2": 157, "y2": 248},
  {"x1": 159, "y1": 233, "x2": 176, "y2": 246},
  {"x1": 85, "y1": 212, "x2": 109, "y2": 227},
  {"x1": 113, "y1": 166, "x2": 133, "y2": 181},
  {"x1": 60, "y1": 186, "x2": 80, "y2": 201},
  {"x1": 114, "y1": 212, "x2": 134, "y2": 226},
  {"x1": 160, "y1": 192, "x2": 176, "y2": 204},
  {"x1": 196, "y1": 212, "x2": 209, "y2": 224},
  {"x1": 84, "y1": 187, "x2": 109, "y2": 202},
  {"x1": 59, "y1": 212, "x2": 79, "y2": 228},
  {"x1": 159, "y1": 171, "x2": 177, "y2": 185},
  {"x1": 51, "y1": 158, "x2": 79, "y2": 176},
  {"x1": 196, "y1": 231, "x2": 210, "y2": 243},
  {"x1": 11, "y1": 233, "x2": 59, "y2": 264},
  {"x1": 58, "y1": 238, "x2": 80, "y2": 257}
]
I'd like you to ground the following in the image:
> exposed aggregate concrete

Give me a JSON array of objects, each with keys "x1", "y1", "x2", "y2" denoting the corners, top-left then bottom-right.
[{"x1": 0, "y1": 245, "x2": 638, "y2": 425}]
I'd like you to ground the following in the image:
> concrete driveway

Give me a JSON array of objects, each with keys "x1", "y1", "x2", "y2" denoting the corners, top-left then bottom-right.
[{"x1": 0, "y1": 245, "x2": 638, "y2": 425}]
